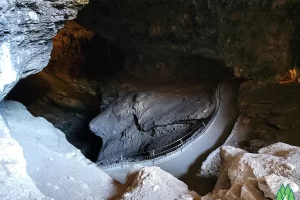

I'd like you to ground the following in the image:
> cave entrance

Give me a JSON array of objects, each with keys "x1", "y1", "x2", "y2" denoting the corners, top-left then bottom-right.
[
  {"x1": 6, "y1": 18, "x2": 234, "y2": 167},
  {"x1": 6, "y1": 21, "x2": 126, "y2": 162}
]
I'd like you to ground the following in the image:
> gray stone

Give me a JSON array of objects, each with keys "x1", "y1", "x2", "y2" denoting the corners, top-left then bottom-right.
[
  {"x1": 0, "y1": 0, "x2": 87, "y2": 101},
  {"x1": 0, "y1": 100, "x2": 122, "y2": 200},
  {"x1": 90, "y1": 83, "x2": 218, "y2": 165},
  {"x1": 120, "y1": 166, "x2": 200, "y2": 200}
]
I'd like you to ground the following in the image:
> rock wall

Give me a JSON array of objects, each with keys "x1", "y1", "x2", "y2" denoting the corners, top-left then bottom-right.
[
  {"x1": 90, "y1": 82, "x2": 218, "y2": 165},
  {"x1": 76, "y1": 0, "x2": 300, "y2": 82},
  {"x1": 0, "y1": 100, "x2": 122, "y2": 200},
  {"x1": 202, "y1": 143, "x2": 300, "y2": 200},
  {"x1": 0, "y1": 0, "x2": 88, "y2": 101}
]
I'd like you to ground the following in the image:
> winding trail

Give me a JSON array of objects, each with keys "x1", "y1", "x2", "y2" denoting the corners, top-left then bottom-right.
[{"x1": 105, "y1": 80, "x2": 240, "y2": 186}]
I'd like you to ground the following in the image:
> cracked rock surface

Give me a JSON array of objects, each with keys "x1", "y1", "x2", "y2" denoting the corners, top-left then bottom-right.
[
  {"x1": 89, "y1": 82, "x2": 218, "y2": 165},
  {"x1": 76, "y1": 0, "x2": 300, "y2": 82},
  {"x1": 0, "y1": 100, "x2": 122, "y2": 200},
  {"x1": 202, "y1": 143, "x2": 300, "y2": 200},
  {"x1": 0, "y1": 0, "x2": 87, "y2": 101},
  {"x1": 228, "y1": 81, "x2": 300, "y2": 151},
  {"x1": 119, "y1": 166, "x2": 200, "y2": 200}
]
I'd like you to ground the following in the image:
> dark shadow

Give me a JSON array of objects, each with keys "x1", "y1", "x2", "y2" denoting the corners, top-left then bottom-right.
[{"x1": 178, "y1": 78, "x2": 244, "y2": 195}]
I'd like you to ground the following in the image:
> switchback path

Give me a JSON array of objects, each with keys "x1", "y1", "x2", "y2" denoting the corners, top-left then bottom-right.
[{"x1": 103, "y1": 80, "x2": 240, "y2": 184}]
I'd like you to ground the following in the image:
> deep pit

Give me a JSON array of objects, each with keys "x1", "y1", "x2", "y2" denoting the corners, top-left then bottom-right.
[{"x1": 1, "y1": 0, "x2": 300, "y2": 199}]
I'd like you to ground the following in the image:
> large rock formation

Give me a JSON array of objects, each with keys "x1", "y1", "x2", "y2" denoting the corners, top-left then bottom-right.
[
  {"x1": 120, "y1": 166, "x2": 200, "y2": 200},
  {"x1": 76, "y1": 0, "x2": 300, "y2": 82},
  {"x1": 0, "y1": 0, "x2": 88, "y2": 101},
  {"x1": 0, "y1": 100, "x2": 122, "y2": 200},
  {"x1": 202, "y1": 143, "x2": 300, "y2": 200},
  {"x1": 200, "y1": 80, "x2": 300, "y2": 181},
  {"x1": 6, "y1": 21, "x2": 106, "y2": 160},
  {"x1": 90, "y1": 82, "x2": 218, "y2": 165},
  {"x1": 229, "y1": 81, "x2": 300, "y2": 150}
]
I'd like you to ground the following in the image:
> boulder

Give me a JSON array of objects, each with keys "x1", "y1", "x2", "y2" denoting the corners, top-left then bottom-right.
[
  {"x1": 258, "y1": 174, "x2": 299, "y2": 199},
  {"x1": 90, "y1": 82, "x2": 218, "y2": 165},
  {"x1": 213, "y1": 146, "x2": 246, "y2": 191},
  {"x1": 210, "y1": 143, "x2": 300, "y2": 200},
  {"x1": 0, "y1": 100, "x2": 122, "y2": 200},
  {"x1": 120, "y1": 166, "x2": 200, "y2": 200},
  {"x1": 0, "y1": 113, "x2": 46, "y2": 200},
  {"x1": 228, "y1": 152, "x2": 295, "y2": 184}
]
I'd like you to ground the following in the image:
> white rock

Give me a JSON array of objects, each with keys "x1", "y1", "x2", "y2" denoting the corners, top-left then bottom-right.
[
  {"x1": 120, "y1": 166, "x2": 200, "y2": 200},
  {"x1": 258, "y1": 174, "x2": 299, "y2": 199},
  {"x1": 228, "y1": 153, "x2": 295, "y2": 184}
]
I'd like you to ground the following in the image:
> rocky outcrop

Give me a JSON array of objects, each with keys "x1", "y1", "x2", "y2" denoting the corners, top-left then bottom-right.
[
  {"x1": 120, "y1": 166, "x2": 200, "y2": 200},
  {"x1": 0, "y1": 111, "x2": 46, "y2": 200},
  {"x1": 202, "y1": 143, "x2": 300, "y2": 200},
  {"x1": 227, "y1": 81, "x2": 300, "y2": 151},
  {"x1": 0, "y1": 0, "x2": 88, "y2": 101},
  {"x1": 76, "y1": 0, "x2": 300, "y2": 82},
  {"x1": 90, "y1": 82, "x2": 218, "y2": 165},
  {"x1": 0, "y1": 100, "x2": 122, "y2": 200},
  {"x1": 6, "y1": 21, "x2": 106, "y2": 160}
]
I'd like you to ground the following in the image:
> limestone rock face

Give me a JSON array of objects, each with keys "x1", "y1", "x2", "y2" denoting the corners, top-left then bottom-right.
[
  {"x1": 0, "y1": 100, "x2": 121, "y2": 200},
  {"x1": 0, "y1": 0, "x2": 87, "y2": 101},
  {"x1": 120, "y1": 166, "x2": 200, "y2": 200},
  {"x1": 227, "y1": 81, "x2": 300, "y2": 151},
  {"x1": 0, "y1": 110, "x2": 46, "y2": 200},
  {"x1": 89, "y1": 82, "x2": 217, "y2": 165},
  {"x1": 6, "y1": 21, "x2": 105, "y2": 160},
  {"x1": 76, "y1": 0, "x2": 300, "y2": 81},
  {"x1": 258, "y1": 174, "x2": 299, "y2": 199},
  {"x1": 202, "y1": 143, "x2": 300, "y2": 200}
]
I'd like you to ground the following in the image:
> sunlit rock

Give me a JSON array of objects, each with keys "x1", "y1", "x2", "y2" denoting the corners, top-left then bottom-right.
[
  {"x1": 120, "y1": 166, "x2": 200, "y2": 200},
  {"x1": 0, "y1": 0, "x2": 87, "y2": 100}
]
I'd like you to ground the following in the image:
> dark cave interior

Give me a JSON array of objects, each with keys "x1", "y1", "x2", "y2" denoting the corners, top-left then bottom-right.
[
  {"x1": 2, "y1": 0, "x2": 300, "y2": 198},
  {"x1": 6, "y1": 0, "x2": 300, "y2": 167},
  {"x1": 7, "y1": 17, "x2": 234, "y2": 164}
]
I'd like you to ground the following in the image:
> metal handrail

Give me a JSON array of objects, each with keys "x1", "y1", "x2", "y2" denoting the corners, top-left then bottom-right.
[{"x1": 98, "y1": 83, "x2": 222, "y2": 169}]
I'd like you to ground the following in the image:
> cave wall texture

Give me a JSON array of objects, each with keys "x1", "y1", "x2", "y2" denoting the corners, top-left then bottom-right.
[
  {"x1": 76, "y1": 0, "x2": 300, "y2": 82},
  {"x1": 1, "y1": 0, "x2": 300, "y2": 102},
  {"x1": 0, "y1": 0, "x2": 88, "y2": 101}
]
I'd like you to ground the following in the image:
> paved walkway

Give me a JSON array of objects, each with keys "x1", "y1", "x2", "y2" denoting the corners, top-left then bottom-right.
[{"x1": 105, "y1": 80, "x2": 240, "y2": 185}]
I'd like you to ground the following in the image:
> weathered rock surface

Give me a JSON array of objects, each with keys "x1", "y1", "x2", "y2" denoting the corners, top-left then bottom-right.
[
  {"x1": 258, "y1": 174, "x2": 299, "y2": 199},
  {"x1": 202, "y1": 143, "x2": 300, "y2": 200},
  {"x1": 119, "y1": 166, "x2": 200, "y2": 200},
  {"x1": 0, "y1": 111, "x2": 46, "y2": 200},
  {"x1": 0, "y1": 0, "x2": 88, "y2": 101},
  {"x1": 90, "y1": 82, "x2": 218, "y2": 165},
  {"x1": 200, "y1": 81, "x2": 300, "y2": 180},
  {"x1": 6, "y1": 21, "x2": 108, "y2": 160},
  {"x1": 229, "y1": 81, "x2": 300, "y2": 150},
  {"x1": 77, "y1": 0, "x2": 300, "y2": 81},
  {"x1": 0, "y1": 100, "x2": 122, "y2": 200}
]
